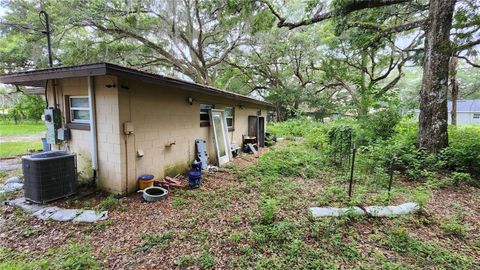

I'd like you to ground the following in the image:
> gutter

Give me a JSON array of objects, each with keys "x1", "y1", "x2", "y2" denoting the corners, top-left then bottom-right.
[{"x1": 88, "y1": 76, "x2": 99, "y2": 184}]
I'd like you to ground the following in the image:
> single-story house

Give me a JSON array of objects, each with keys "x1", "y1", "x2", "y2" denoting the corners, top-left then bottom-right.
[
  {"x1": 413, "y1": 99, "x2": 480, "y2": 125},
  {"x1": 0, "y1": 63, "x2": 272, "y2": 194}
]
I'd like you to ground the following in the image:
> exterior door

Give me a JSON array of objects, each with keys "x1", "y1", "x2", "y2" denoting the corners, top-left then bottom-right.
[{"x1": 209, "y1": 109, "x2": 231, "y2": 166}]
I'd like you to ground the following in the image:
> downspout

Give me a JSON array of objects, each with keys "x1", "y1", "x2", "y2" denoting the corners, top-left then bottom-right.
[{"x1": 88, "y1": 76, "x2": 98, "y2": 185}]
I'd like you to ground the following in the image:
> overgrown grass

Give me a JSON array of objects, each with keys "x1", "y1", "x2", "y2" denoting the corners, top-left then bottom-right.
[
  {"x1": 0, "y1": 121, "x2": 45, "y2": 137},
  {"x1": 0, "y1": 141, "x2": 42, "y2": 158}
]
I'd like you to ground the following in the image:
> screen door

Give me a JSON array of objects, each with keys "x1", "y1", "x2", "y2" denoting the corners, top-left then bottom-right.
[{"x1": 209, "y1": 109, "x2": 231, "y2": 165}]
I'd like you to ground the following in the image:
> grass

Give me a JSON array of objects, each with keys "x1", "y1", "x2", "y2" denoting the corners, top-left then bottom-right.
[
  {"x1": 0, "y1": 121, "x2": 45, "y2": 158},
  {"x1": 0, "y1": 141, "x2": 42, "y2": 158},
  {"x1": 0, "y1": 242, "x2": 100, "y2": 269},
  {"x1": 2, "y1": 133, "x2": 479, "y2": 269},
  {"x1": 0, "y1": 121, "x2": 45, "y2": 137}
]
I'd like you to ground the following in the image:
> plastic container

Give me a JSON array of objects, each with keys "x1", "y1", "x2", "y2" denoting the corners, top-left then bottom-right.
[
  {"x1": 138, "y1": 174, "x2": 155, "y2": 190},
  {"x1": 188, "y1": 169, "x2": 201, "y2": 189}
]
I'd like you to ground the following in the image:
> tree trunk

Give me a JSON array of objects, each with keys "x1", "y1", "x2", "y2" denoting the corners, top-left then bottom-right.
[
  {"x1": 449, "y1": 57, "x2": 458, "y2": 126},
  {"x1": 418, "y1": 0, "x2": 456, "y2": 153}
]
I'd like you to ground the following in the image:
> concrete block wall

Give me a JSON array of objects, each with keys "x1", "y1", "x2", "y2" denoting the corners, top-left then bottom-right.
[
  {"x1": 118, "y1": 78, "x2": 268, "y2": 193},
  {"x1": 48, "y1": 75, "x2": 268, "y2": 194}
]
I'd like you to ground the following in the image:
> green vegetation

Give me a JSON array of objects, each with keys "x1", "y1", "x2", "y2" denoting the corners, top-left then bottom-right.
[
  {"x1": 3, "y1": 119, "x2": 478, "y2": 269},
  {"x1": 0, "y1": 141, "x2": 42, "y2": 158},
  {"x1": 0, "y1": 121, "x2": 45, "y2": 158},
  {"x1": 0, "y1": 242, "x2": 99, "y2": 270},
  {"x1": 135, "y1": 231, "x2": 174, "y2": 253},
  {"x1": 0, "y1": 122, "x2": 45, "y2": 137}
]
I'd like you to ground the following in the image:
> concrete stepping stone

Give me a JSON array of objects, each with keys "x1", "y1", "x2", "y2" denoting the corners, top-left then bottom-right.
[
  {"x1": 309, "y1": 202, "x2": 419, "y2": 218},
  {"x1": 50, "y1": 209, "x2": 81, "y2": 221},
  {"x1": 32, "y1": 206, "x2": 61, "y2": 220},
  {"x1": 9, "y1": 197, "x2": 47, "y2": 214},
  {"x1": 73, "y1": 210, "x2": 108, "y2": 222},
  {"x1": 5, "y1": 197, "x2": 108, "y2": 223}
]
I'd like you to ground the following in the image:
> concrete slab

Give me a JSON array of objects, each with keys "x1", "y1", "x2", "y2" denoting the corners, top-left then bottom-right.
[
  {"x1": 72, "y1": 210, "x2": 108, "y2": 223},
  {"x1": 50, "y1": 209, "x2": 80, "y2": 222},
  {"x1": 4, "y1": 176, "x2": 21, "y2": 185},
  {"x1": 5, "y1": 197, "x2": 108, "y2": 223},
  {"x1": 3, "y1": 183, "x2": 23, "y2": 192},
  {"x1": 32, "y1": 206, "x2": 61, "y2": 220},
  {"x1": 10, "y1": 197, "x2": 47, "y2": 214}
]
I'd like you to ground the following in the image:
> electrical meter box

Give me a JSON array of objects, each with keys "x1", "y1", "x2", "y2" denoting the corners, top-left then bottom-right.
[
  {"x1": 44, "y1": 108, "x2": 61, "y2": 144},
  {"x1": 57, "y1": 128, "x2": 71, "y2": 141}
]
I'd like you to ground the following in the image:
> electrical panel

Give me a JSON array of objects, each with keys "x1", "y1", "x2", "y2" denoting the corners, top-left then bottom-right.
[
  {"x1": 57, "y1": 128, "x2": 71, "y2": 141},
  {"x1": 44, "y1": 108, "x2": 61, "y2": 144},
  {"x1": 123, "y1": 122, "x2": 134, "y2": 135}
]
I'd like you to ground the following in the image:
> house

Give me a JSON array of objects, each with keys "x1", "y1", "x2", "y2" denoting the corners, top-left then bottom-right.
[
  {"x1": 413, "y1": 100, "x2": 480, "y2": 125},
  {"x1": 0, "y1": 63, "x2": 272, "y2": 194},
  {"x1": 447, "y1": 100, "x2": 480, "y2": 125}
]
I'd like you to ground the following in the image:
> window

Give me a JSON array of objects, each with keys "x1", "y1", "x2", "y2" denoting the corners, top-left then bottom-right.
[
  {"x1": 69, "y1": 96, "x2": 90, "y2": 123},
  {"x1": 474, "y1": 114, "x2": 480, "y2": 119},
  {"x1": 225, "y1": 106, "x2": 234, "y2": 130},
  {"x1": 200, "y1": 104, "x2": 214, "y2": 126}
]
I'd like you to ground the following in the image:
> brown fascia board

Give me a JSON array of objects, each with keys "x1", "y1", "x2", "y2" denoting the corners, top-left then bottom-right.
[
  {"x1": 0, "y1": 63, "x2": 107, "y2": 86},
  {"x1": 0, "y1": 62, "x2": 273, "y2": 108},
  {"x1": 104, "y1": 63, "x2": 273, "y2": 108}
]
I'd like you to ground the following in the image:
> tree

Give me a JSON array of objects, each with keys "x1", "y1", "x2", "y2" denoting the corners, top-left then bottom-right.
[
  {"x1": 261, "y1": 0, "x2": 480, "y2": 152},
  {"x1": 0, "y1": 0, "x2": 254, "y2": 85}
]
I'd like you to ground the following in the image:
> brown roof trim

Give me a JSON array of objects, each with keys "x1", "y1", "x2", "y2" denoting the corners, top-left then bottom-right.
[{"x1": 0, "y1": 63, "x2": 273, "y2": 107}]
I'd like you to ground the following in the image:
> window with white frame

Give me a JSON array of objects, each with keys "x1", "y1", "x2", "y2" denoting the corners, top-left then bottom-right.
[
  {"x1": 69, "y1": 96, "x2": 90, "y2": 123},
  {"x1": 225, "y1": 106, "x2": 234, "y2": 130},
  {"x1": 200, "y1": 104, "x2": 214, "y2": 126},
  {"x1": 474, "y1": 113, "x2": 480, "y2": 119}
]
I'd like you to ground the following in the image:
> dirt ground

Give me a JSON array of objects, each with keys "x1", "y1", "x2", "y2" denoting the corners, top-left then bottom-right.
[{"x1": 1, "y1": 145, "x2": 479, "y2": 269}]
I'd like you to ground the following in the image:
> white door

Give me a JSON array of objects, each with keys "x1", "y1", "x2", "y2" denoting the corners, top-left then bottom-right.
[{"x1": 209, "y1": 109, "x2": 231, "y2": 166}]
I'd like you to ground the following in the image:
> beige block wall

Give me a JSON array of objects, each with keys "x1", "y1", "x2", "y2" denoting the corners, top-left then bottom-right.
[
  {"x1": 47, "y1": 76, "x2": 124, "y2": 193},
  {"x1": 48, "y1": 75, "x2": 268, "y2": 194},
  {"x1": 118, "y1": 78, "x2": 268, "y2": 193}
]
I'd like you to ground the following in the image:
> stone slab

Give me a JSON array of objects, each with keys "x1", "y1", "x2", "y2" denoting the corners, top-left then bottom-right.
[
  {"x1": 4, "y1": 176, "x2": 21, "y2": 185},
  {"x1": 72, "y1": 210, "x2": 108, "y2": 222},
  {"x1": 50, "y1": 209, "x2": 81, "y2": 222},
  {"x1": 32, "y1": 206, "x2": 61, "y2": 220},
  {"x1": 10, "y1": 197, "x2": 47, "y2": 214},
  {"x1": 3, "y1": 183, "x2": 23, "y2": 192}
]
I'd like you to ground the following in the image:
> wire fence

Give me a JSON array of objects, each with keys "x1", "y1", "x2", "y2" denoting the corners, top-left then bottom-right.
[{"x1": 327, "y1": 127, "x2": 396, "y2": 201}]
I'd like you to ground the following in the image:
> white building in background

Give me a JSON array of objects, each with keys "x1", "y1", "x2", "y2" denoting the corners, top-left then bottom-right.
[{"x1": 414, "y1": 100, "x2": 480, "y2": 125}]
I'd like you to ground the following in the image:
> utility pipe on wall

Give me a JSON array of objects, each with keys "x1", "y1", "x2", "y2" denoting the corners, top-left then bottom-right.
[{"x1": 88, "y1": 76, "x2": 99, "y2": 184}]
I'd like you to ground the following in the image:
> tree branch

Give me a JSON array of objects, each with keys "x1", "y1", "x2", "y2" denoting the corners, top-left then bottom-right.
[{"x1": 262, "y1": 0, "x2": 411, "y2": 29}]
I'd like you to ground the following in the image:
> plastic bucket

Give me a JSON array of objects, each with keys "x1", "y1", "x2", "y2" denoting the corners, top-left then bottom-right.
[{"x1": 138, "y1": 179, "x2": 154, "y2": 190}]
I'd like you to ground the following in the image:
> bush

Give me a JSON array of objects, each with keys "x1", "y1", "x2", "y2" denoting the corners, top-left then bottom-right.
[
  {"x1": 441, "y1": 126, "x2": 480, "y2": 182},
  {"x1": 267, "y1": 118, "x2": 319, "y2": 138}
]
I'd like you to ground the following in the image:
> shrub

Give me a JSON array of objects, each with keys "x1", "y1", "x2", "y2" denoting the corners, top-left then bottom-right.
[
  {"x1": 267, "y1": 118, "x2": 319, "y2": 138},
  {"x1": 450, "y1": 172, "x2": 472, "y2": 185},
  {"x1": 441, "y1": 126, "x2": 480, "y2": 182}
]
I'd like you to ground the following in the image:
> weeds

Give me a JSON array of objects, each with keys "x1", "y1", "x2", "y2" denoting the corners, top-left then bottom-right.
[
  {"x1": 96, "y1": 194, "x2": 124, "y2": 212},
  {"x1": 384, "y1": 226, "x2": 475, "y2": 269},
  {"x1": 135, "y1": 230, "x2": 174, "y2": 253},
  {"x1": 0, "y1": 242, "x2": 99, "y2": 269},
  {"x1": 439, "y1": 215, "x2": 468, "y2": 238}
]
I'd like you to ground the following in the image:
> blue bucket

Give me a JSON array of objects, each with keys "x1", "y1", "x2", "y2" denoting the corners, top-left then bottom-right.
[{"x1": 188, "y1": 169, "x2": 201, "y2": 189}]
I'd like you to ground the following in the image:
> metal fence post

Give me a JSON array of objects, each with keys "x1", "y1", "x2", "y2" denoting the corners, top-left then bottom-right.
[
  {"x1": 387, "y1": 156, "x2": 395, "y2": 200},
  {"x1": 348, "y1": 147, "x2": 356, "y2": 198}
]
